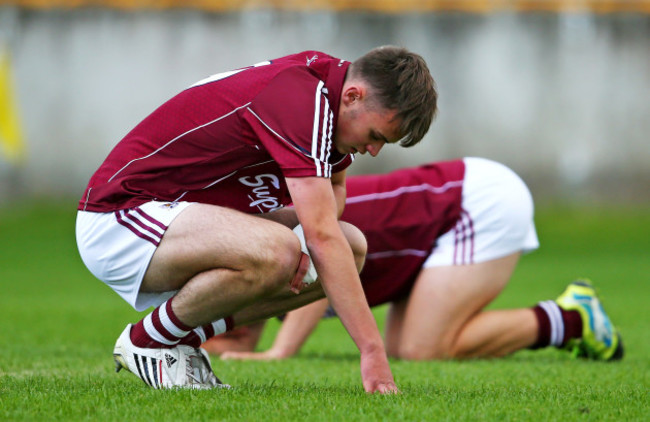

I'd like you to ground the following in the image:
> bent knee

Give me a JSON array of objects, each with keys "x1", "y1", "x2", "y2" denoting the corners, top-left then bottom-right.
[
  {"x1": 340, "y1": 222, "x2": 367, "y2": 272},
  {"x1": 245, "y1": 225, "x2": 302, "y2": 293}
]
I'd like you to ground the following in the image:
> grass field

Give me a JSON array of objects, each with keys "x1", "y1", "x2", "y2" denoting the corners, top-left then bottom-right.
[{"x1": 1, "y1": 200, "x2": 648, "y2": 421}]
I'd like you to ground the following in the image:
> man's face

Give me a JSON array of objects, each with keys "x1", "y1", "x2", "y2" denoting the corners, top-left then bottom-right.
[{"x1": 334, "y1": 89, "x2": 402, "y2": 157}]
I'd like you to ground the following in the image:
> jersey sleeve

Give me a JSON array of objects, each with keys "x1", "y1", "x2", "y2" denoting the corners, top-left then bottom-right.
[{"x1": 244, "y1": 67, "x2": 342, "y2": 179}]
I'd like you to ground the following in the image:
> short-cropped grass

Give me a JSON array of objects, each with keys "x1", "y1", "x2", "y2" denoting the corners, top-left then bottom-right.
[{"x1": 1, "y1": 200, "x2": 648, "y2": 421}]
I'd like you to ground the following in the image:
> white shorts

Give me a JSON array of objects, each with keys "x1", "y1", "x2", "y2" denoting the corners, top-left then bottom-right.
[
  {"x1": 423, "y1": 157, "x2": 539, "y2": 267},
  {"x1": 76, "y1": 201, "x2": 193, "y2": 311}
]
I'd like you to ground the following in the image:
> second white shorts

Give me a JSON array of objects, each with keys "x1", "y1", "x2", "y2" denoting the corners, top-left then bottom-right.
[{"x1": 423, "y1": 157, "x2": 539, "y2": 267}]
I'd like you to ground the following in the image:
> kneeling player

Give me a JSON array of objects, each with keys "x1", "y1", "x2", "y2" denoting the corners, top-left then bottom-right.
[{"x1": 203, "y1": 157, "x2": 623, "y2": 362}]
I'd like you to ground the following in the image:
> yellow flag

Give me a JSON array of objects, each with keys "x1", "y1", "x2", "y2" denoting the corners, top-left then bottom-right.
[{"x1": 0, "y1": 48, "x2": 25, "y2": 165}]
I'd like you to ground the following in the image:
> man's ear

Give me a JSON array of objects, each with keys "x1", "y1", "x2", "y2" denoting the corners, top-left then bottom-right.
[{"x1": 342, "y1": 85, "x2": 364, "y2": 106}]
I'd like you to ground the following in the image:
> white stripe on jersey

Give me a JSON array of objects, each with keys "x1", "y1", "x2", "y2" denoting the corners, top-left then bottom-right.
[
  {"x1": 173, "y1": 191, "x2": 188, "y2": 202},
  {"x1": 200, "y1": 170, "x2": 238, "y2": 191},
  {"x1": 367, "y1": 248, "x2": 429, "y2": 260},
  {"x1": 189, "y1": 61, "x2": 271, "y2": 89},
  {"x1": 319, "y1": 98, "x2": 332, "y2": 178},
  {"x1": 246, "y1": 108, "x2": 312, "y2": 157},
  {"x1": 172, "y1": 160, "x2": 278, "y2": 201},
  {"x1": 82, "y1": 188, "x2": 92, "y2": 211},
  {"x1": 311, "y1": 81, "x2": 325, "y2": 177},
  {"x1": 346, "y1": 180, "x2": 464, "y2": 205},
  {"x1": 107, "y1": 103, "x2": 252, "y2": 183},
  {"x1": 324, "y1": 109, "x2": 334, "y2": 177},
  {"x1": 332, "y1": 152, "x2": 353, "y2": 166},
  {"x1": 201, "y1": 160, "x2": 275, "y2": 190},
  {"x1": 245, "y1": 83, "x2": 334, "y2": 178}
]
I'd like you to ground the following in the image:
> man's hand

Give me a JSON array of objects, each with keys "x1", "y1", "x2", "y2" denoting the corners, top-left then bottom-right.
[
  {"x1": 288, "y1": 252, "x2": 310, "y2": 294},
  {"x1": 360, "y1": 348, "x2": 400, "y2": 394}
]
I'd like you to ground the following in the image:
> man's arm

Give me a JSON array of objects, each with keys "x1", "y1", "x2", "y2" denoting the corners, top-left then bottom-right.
[
  {"x1": 330, "y1": 169, "x2": 347, "y2": 218},
  {"x1": 255, "y1": 169, "x2": 345, "y2": 225},
  {"x1": 285, "y1": 175, "x2": 397, "y2": 394},
  {"x1": 221, "y1": 298, "x2": 330, "y2": 360}
]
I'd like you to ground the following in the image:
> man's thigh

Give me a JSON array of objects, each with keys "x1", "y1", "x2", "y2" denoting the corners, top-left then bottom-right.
[
  {"x1": 389, "y1": 253, "x2": 520, "y2": 359},
  {"x1": 143, "y1": 203, "x2": 299, "y2": 293}
]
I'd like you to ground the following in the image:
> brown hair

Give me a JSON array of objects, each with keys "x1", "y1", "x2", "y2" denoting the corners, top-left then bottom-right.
[{"x1": 348, "y1": 46, "x2": 438, "y2": 147}]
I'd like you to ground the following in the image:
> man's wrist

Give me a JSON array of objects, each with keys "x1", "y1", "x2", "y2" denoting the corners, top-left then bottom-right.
[{"x1": 358, "y1": 340, "x2": 386, "y2": 356}]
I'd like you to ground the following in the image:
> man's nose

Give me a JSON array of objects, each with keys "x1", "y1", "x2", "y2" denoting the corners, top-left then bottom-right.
[{"x1": 367, "y1": 141, "x2": 385, "y2": 157}]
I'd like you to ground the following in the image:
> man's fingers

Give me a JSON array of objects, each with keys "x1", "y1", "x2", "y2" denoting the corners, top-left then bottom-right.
[
  {"x1": 289, "y1": 252, "x2": 310, "y2": 293},
  {"x1": 221, "y1": 351, "x2": 279, "y2": 361},
  {"x1": 364, "y1": 381, "x2": 400, "y2": 394},
  {"x1": 379, "y1": 383, "x2": 400, "y2": 394},
  {"x1": 290, "y1": 280, "x2": 305, "y2": 294},
  {"x1": 221, "y1": 351, "x2": 256, "y2": 360}
]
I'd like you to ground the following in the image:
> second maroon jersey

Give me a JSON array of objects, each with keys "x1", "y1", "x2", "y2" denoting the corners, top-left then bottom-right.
[
  {"x1": 79, "y1": 51, "x2": 353, "y2": 213},
  {"x1": 342, "y1": 160, "x2": 465, "y2": 306}
]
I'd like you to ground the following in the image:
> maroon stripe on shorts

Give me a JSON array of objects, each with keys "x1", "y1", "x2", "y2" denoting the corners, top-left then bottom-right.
[
  {"x1": 459, "y1": 212, "x2": 468, "y2": 265},
  {"x1": 453, "y1": 218, "x2": 463, "y2": 265},
  {"x1": 462, "y1": 210, "x2": 475, "y2": 264},
  {"x1": 115, "y1": 210, "x2": 160, "y2": 246},
  {"x1": 122, "y1": 210, "x2": 163, "y2": 243},
  {"x1": 453, "y1": 211, "x2": 476, "y2": 265},
  {"x1": 133, "y1": 206, "x2": 168, "y2": 231}
]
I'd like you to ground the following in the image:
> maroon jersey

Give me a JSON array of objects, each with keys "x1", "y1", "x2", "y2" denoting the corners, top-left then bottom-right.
[
  {"x1": 79, "y1": 51, "x2": 353, "y2": 213},
  {"x1": 342, "y1": 160, "x2": 465, "y2": 306}
]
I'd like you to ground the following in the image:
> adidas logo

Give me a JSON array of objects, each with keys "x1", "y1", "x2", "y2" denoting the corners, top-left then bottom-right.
[{"x1": 165, "y1": 353, "x2": 178, "y2": 368}]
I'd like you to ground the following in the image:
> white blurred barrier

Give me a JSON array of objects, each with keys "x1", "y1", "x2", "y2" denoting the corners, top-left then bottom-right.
[{"x1": 0, "y1": 8, "x2": 648, "y2": 203}]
